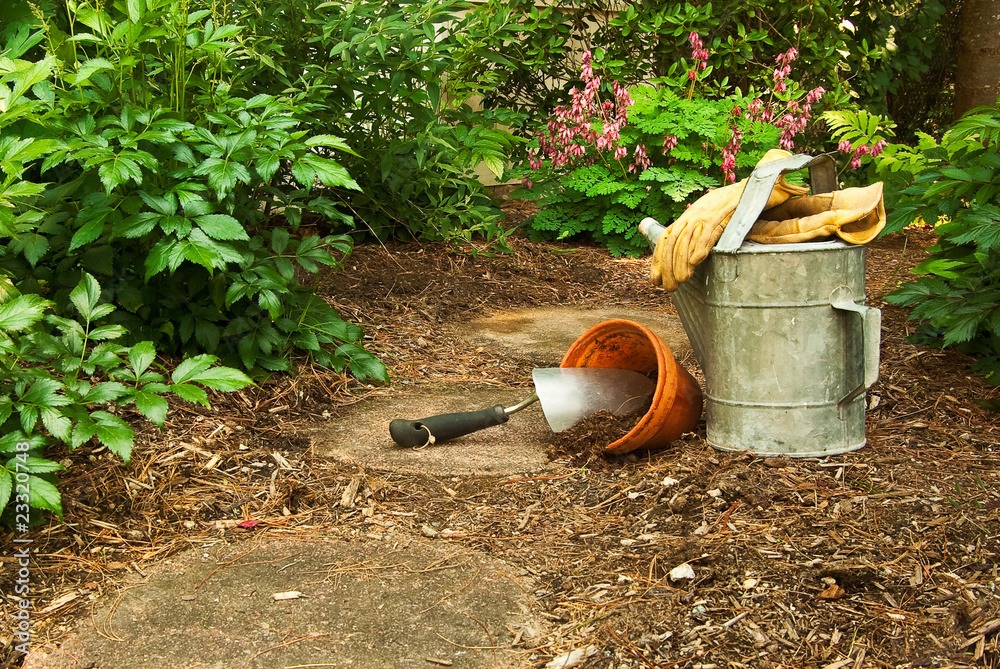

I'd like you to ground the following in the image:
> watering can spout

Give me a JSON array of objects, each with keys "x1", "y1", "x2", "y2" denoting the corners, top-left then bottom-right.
[{"x1": 639, "y1": 217, "x2": 667, "y2": 250}]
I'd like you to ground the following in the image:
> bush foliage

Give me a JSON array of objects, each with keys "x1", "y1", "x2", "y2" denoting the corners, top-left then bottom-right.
[
  {"x1": 826, "y1": 97, "x2": 1000, "y2": 385},
  {"x1": 2, "y1": 0, "x2": 386, "y2": 377},
  {"x1": 880, "y1": 103, "x2": 1000, "y2": 384},
  {"x1": 0, "y1": 272, "x2": 252, "y2": 519},
  {"x1": 1, "y1": 0, "x2": 381, "y2": 519},
  {"x1": 516, "y1": 40, "x2": 823, "y2": 256},
  {"x1": 454, "y1": 0, "x2": 950, "y2": 138},
  {"x1": 228, "y1": 0, "x2": 523, "y2": 245}
]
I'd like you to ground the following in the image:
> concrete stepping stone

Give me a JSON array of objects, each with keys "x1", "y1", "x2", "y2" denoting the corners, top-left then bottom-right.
[
  {"x1": 314, "y1": 385, "x2": 553, "y2": 476},
  {"x1": 24, "y1": 536, "x2": 542, "y2": 669}
]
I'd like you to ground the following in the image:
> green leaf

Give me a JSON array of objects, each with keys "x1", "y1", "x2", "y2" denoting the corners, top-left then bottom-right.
[
  {"x1": 940, "y1": 309, "x2": 987, "y2": 347},
  {"x1": 0, "y1": 468, "x2": 11, "y2": 513},
  {"x1": 292, "y1": 154, "x2": 360, "y2": 191},
  {"x1": 255, "y1": 153, "x2": 281, "y2": 182},
  {"x1": 913, "y1": 258, "x2": 964, "y2": 279},
  {"x1": 613, "y1": 188, "x2": 645, "y2": 209},
  {"x1": 81, "y1": 340, "x2": 122, "y2": 372},
  {"x1": 126, "y1": 0, "x2": 144, "y2": 22},
  {"x1": 182, "y1": 230, "x2": 242, "y2": 272},
  {"x1": 193, "y1": 157, "x2": 251, "y2": 197},
  {"x1": 114, "y1": 212, "x2": 161, "y2": 239},
  {"x1": 0, "y1": 433, "x2": 46, "y2": 454},
  {"x1": 181, "y1": 238, "x2": 223, "y2": 272},
  {"x1": 20, "y1": 378, "x2": 71, "y2": 407},
  {"x1": 171, "y1": 355, "x2": 254, "y2": 390},
  {"x1": 170, "y1": 354, "x2": 217, "y2": 384},
  {"x1": 71, "y1": 57, "x2": 115, "y2": 85},
  {"x1": 196, "y1": 214, "x2": 249, "y2": 241},
  {"x1": 0, "y1": 294, "x2": 51, "y2": 332},
  {"x1": 13, "y1": 456, "x2": 65, "y2": 474},
  {"x1": 482, "y1": 154, "x2": 505, "y2": 179},
  {"x1": 337, "y1": 343, "x2": 389, "y2": 382},
  {"x1": 27, "y1": 475, "x2": 63, "y2": 518},
  {"x1": 188, "y1": 366, "x2": 254, "y2": 391},
  {"x1": 20, "y1": 233, "x2": 48, "y2": 266},
  {"x1": 2, "y1": 55, "x2": 54, "y2": 100},
  {"x1": 0, "y1": 397, "x2": 11, "y2": 427},
  {"x1": 69, "y1": 272, "x2": 103, "y2": 321},
  {"x1": 587, "y1": 180, "x2": 627, "y2": 196},
  {"x1": 144, "y1": 238, "x2": 179, "y2": 279},
  {"x1": 1, "y1": 180, "x2": 46, "y2": 200},
  {"x1": 89, "y1": 324, "x2": 127, "y2": 341},
  {"x1": 170, "y1": 383, "x2": 209, "y2": 406},
  {"x1": 91, "y1": 411, "x2": 134, "y2": 462},
  {"x1": 270, "y1": 229, "x2": 290, "y2": 254},
  {"x1": 69, "y1": 216, "x2": 106, "y2": 251},
  {"x1": 40, "y1": 407, "x2": 73, "y2": 442},
  {"x1": 132, "y1": 390, "x2": 169, "y2": 427},
  {"x1": 71, "y1": 415, "x2": 97, "y2": 448},
  {"x1": 138, "y1": 191, "x2": 178, "y2": 216},
  {"x1": 20, "y1": 407, "x2": 39, "y2": 439},
  {"x1": 564, "y1": 164, "x2": 612, "y2": 193},
  {"x1": 81, "y1": 381, "x2": 129, "y2": 403},
  {"x1": 128, "y1": 341, "x2": 156, "y2": 377},
  {"x1": 98, "y1": 155, "x2": 144, "y2": 191},
  {"x1": 305, "y1": 134, "x2": 360, "y2": 156}
]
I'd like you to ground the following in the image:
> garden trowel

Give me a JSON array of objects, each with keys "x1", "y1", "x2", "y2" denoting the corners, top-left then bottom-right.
[{"x1": 389, "y1": 367, "x2": 656, "y2": 447}]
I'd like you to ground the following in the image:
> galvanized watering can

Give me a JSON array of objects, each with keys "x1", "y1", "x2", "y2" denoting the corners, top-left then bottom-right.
[{"x1": 640, "y1": 153, "x2": 881, "y2": 457}]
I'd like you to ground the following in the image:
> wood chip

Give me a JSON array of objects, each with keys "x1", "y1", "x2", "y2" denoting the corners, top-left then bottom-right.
[{"x1": 272, "y1": 591, "x2": 305, "y2": 601}]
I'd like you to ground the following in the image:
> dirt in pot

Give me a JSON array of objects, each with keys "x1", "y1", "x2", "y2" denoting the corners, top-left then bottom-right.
[{"x1": 547, "y1": 405, "x2": 648, "y2": 468}]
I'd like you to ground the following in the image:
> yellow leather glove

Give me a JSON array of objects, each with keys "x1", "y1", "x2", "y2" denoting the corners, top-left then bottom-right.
[
  {"x1": 747, "y1": 182, "x2": 886, "y2": 245},
  {"x1": 649, "y1": 149, "x2": 809, "y2": 292}
]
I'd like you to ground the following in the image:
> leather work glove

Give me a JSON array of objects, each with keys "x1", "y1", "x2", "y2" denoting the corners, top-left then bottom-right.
[
  {"x1": 746, "y1": 181, "x2": 886, "y2": 245},
  {"x1": 649, "y1": 149, "x2": 809, "y2": 292}
]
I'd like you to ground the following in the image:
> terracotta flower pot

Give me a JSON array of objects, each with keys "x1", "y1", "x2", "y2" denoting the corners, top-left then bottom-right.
[{"x1": 561, "y1": 319, "x2": 703, "y2": 454}]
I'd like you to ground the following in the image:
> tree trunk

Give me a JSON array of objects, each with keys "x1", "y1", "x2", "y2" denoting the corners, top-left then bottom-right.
[{"x1": 954, "y1": 0, "x2": 1000, "y2": 117}]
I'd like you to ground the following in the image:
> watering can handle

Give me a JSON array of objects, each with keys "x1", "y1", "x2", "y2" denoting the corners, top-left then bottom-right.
[
  {"x1": 832, "y1": 289, "x2": 882, "y2": 412},
  {"x1": 714, "y1": 153, "x2": 838, "y2": 254}
]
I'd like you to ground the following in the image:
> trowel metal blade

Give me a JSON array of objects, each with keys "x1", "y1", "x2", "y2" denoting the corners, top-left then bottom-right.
[{"x1": 531, "y1": 367, "x2": 656, "y2": 433}]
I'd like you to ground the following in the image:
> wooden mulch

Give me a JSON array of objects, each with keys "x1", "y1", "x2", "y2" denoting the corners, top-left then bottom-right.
[{"x1": 1, "y1": 213, "x2": 999, "y2": 668}]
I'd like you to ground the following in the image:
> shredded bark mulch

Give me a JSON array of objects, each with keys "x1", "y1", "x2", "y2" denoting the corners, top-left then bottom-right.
[{"x1": 2, "y1": 214, "x2": 999, "y2": 669}]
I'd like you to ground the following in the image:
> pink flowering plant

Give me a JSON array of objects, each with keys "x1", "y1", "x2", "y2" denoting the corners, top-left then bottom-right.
[
  {"x1": 822, "y1": 109, "x2": 895, "y2": 173},
  {"x1": 517, "y1": 37, "x2": 830, "y2": 256}
]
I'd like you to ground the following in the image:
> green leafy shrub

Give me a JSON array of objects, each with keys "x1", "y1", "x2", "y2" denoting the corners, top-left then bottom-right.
[
  {"x1": 872, "y1": 101, "x2": 1000, "y2": 383},
  {"x1": 0, "y1": 272, "x2": 253, "y2": 520},
  {"x1": 454, "y1": 0, "x2": 949, "y2": 138},
  {"x1": 0, "y1": 1, "x2": 388, "y2": 523},
  {"x1": 228, "y1": 0, "x2": 524, "y2": 246},
  {"x1": 517, "y1": 42, "x2": 824, "y2": 256},
  {"x1": 1, "y1": 1, "x2": 387, "y2": 378}
]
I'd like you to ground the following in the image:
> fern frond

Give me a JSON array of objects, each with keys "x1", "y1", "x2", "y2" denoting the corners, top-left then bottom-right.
[
  {"x1": 822, "y1": 109, "x2": 896, "y2": 146},
  {"x1": 613, "y1": 187, "x2": 646, "y2": 209},
  {"x1": 947, "y1": 105, "x2": 1000, "y2": 147},
  {"x1": 563, "y1": 164, "x2": 611, "y2": 193},
  {"x1": 587, "y1": 179, "x2": 627, "y2": 196}
]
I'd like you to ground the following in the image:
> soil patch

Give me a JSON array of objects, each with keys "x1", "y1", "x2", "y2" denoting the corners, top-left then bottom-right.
[{"x1": 547, "y1": 409, "x2": 650, "y2": 469}]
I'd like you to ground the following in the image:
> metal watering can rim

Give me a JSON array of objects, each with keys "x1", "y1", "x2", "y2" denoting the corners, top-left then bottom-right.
[{"x1": 736, "y1": 239, "x2": 850, "y2": 254}]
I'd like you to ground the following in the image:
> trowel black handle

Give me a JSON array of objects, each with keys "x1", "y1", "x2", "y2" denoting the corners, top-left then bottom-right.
[{"x1": 389, "y1": 405, "x2": 510, "y2": 447}]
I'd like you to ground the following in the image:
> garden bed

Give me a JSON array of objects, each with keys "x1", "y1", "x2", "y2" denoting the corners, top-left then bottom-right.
[{"x1": 2, "y1": 221, "x2": 999, "y2": 669}]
